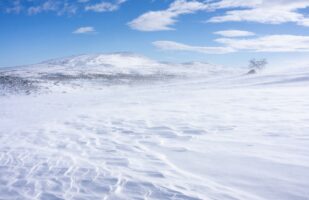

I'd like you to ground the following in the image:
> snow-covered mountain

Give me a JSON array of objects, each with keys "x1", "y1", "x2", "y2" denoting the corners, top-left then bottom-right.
[
  {"x1": 0, "y1": 54, "x2": 309, "y2": 200},
  {"x1": 0, "y1": 53, "x2": 237, "y2": 95},
  {"x1": 1, "y1": 53, "x2": 308, "y2": 94},
  {"x1": 2, "y1": 53, "x2": 228, "y2": 77}
]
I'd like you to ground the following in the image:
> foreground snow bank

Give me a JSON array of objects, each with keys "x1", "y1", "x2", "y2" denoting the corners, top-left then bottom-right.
[{"x1": 0, "y1": 54, "x2": 309, "y2": 200}]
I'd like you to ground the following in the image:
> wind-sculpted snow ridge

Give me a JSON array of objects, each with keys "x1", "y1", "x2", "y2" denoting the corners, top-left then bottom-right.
[{"x1": 0, "y1": 54, "x2": 309, "y2": 200}]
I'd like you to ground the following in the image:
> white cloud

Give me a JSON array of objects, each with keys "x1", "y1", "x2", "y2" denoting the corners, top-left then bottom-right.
[
  {"x1": 128, "y1": 0, "x2": 209, "y2": 31},
  {"x1": 5, "y1": 0, "x2": 23, "y2": 14},
  {"x1": 129, "y1": 0, "x2": 309, "y2": 32},
  {"x1": 153, "y1": 35, "x2": 309, "y2": 54},
  {"x1": 208, "y1": 0, "x2": 262, "y2": 9},
  {"x1": 28, "y1": 0, "x2": 60, "y2": 15},
  {"x1": 2, "y1": 0, "x2": 126, "y2": 15},
  {"x1": 208, "y1": 9, "x2": 304, "y2": 24},
  {"x1": 208, "y1": 0, "x2": 309, "y2": 27},
  {"x1": 216, "y1": 35, "x2": 309, "y2": 52},
  {"x1": 298, "y1": 18, "x2": 309, "y2": 26},
  {"x1": 153, "y1": 40, "x2": 235, "y2": 54},
  {"x1": 214, "y1": 30, "x2": 255, "y2": 37},
  {"x1": 85, "y1": 0, "x2": 127, "y2": 12},
  {"x1": 73, "y1": 26, "x2": 96, "y2": 34}
]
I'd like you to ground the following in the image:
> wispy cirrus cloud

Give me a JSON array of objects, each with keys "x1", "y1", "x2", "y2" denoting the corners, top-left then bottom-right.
[
  {"x1": 129, "y1": 0, "x2": 309, "y2": 32},
  {"x1": 216, "y1": 35, "x2": 309, "y2": 52},
  {"x1": 2, "y1": 0, "x2": 127, "y2": 15},
  {"x1": 73, "y1": 26, "x2": 96, "y2": 34},
  {"x1": 208, "y1": 0, "x2": 309, "y2": 27},
  {"x1": 214, "y1": 30, "x2": 255, "y2": 37},
  {"x1": 4, "y1": 0, "x2": 23, "y2": 14},
  {"x1": 153, "y1": 40, "x2": 235, "y2": 54},
  {"x1": 153, "y1": 35, "x2": 309, "y2": 54},
  {"x1": 85, "y1": 0, "x2": 127, "y2": 12},
  {"x1": 128, "y1": 0, "x2": 209, "y2": 31},
  {"x1": 27, "y1": 0, "x2": 66, "y2": 15}
]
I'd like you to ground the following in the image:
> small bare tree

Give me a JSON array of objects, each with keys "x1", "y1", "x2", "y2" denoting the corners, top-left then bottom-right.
[{"x1": 247, "y1": 58, "x2": 267, "y2": 74}]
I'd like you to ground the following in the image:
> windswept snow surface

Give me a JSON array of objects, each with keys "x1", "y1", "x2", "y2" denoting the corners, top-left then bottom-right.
[{"x1": 0, "y1": 53, "x2": 309, "y2": 200}]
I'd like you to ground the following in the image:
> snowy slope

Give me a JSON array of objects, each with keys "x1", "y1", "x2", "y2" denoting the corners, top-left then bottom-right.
[
  {"x1": 0, "y1": 54, "x2": 309, "y2": 200},
  {"x1": 0, "y1": 53, "x2": 235, "y2": 95},
  {"x1": 1, "y1": 53, "x2": 230, "y2": 78}
]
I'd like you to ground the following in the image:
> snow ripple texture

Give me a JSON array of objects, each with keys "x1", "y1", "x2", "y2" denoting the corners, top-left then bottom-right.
[{"x1": 0, "y1": 53, "x2": 309, "y2": 200}]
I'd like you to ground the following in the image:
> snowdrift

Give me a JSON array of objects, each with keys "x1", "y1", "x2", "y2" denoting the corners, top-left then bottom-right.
[{"x1": 0, "y1": 53, "x2": 309, "y2": 200}]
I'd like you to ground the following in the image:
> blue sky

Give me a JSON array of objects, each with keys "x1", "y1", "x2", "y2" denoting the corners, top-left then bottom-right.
[{"x1": 0, "y1": 0, "x2": 309, "y2": 67}]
